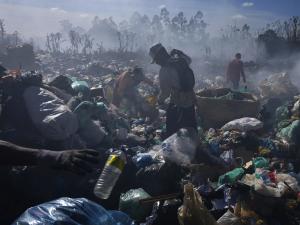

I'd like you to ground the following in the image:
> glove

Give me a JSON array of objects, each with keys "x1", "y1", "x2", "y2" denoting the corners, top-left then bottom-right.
[
  {"x1": 38, "y1": 149, "x2": 100, "y2": 175},
  {"x1": 170, "y1": 49, "x2": 182, "y2": 56}
]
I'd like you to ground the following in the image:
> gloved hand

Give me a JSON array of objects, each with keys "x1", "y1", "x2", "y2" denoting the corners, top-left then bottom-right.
[
  {"x1": 170, "y1": 49, "x2": 183, "y2": 56},
  {"x1": 38, "y1": 149, "x2": 100, "y2": 175}
]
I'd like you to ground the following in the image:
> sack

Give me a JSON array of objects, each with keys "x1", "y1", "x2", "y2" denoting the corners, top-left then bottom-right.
[
  {"x1": 79, "y1": 120, "x2": 107, "y2": 146},
  {"x1": 217, "y1": 210, "x2": 242, "y2": 225},
  {"x1": 277, "y1": 120, "x2": 300, "y2": 144},
  {"x1": 23, "y1": 86, "x2": 78, "y2": 141},
  {"x1": 13, "y1": 197, "x2": 133, "y2": 225},
  {"x1": 196, "y1": 88, "x2": 260, "y2": 129},
  {"x1": 178, "y1": 183, "x2": 217, "y2": 225},
  {"x1": 221, "y1": 117, "x2": 263, "y2": 132},
  {"x1": 167, "y1": 57, "x2": 195, "y2": 92}
]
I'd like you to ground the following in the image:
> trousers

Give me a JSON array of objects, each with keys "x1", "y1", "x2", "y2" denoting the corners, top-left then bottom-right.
[{"x1": 165, "y1": 103, "x2": 197, "y2": 138}]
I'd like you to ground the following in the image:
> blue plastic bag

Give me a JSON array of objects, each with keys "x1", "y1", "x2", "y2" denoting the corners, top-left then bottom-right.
[{"x1": 13, "y1": 197, "x2": 134, "y2": 225}]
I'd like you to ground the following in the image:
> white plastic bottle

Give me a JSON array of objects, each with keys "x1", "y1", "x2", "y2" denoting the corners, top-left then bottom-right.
[{"x1": 94, "y1": 151, "x2": 126, "y2": 199}]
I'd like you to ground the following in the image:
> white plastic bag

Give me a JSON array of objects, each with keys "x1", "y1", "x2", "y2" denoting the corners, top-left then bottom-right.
[
  {"x1": 217, "y1": 210, "x2": 242, "y2": 225},
  {"x1": 221, "y1": 117, "x2": 263, "y2": 132},
  {"x1": 79, "y1": 120, "x2": 107, "y2": 146},
  {"x1": 159, "y1": 128, "x2": 198, "y2": 165},
  {"x1": 23, "y1": 86, "x2": 78, "y2": 141}
]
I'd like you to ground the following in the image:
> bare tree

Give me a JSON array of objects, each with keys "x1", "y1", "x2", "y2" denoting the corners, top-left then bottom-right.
[
  {"x1": 81, "y1": 34, "x2": 94, "y2": 55},
  {"x1": 13, "y1": 31, "x2": 20, "y2": 46},
  {"x1": 0, "y1": 19, "x2": 5, "y2": 42},
  {"x1": 69, "y1": 30, "x2": 82, "y2": 53},
  {"x1": 45, "y1": 32, "x2": 63, "y2": 53}
]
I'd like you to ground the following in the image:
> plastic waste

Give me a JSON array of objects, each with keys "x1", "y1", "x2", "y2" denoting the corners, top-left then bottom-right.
[
  {"x1": 94, "y1": 151, "x2": 126, "y2": 199},
  {"x1": 218, "y1": 168, "x2": 245, "y2": 185},
  {"x1": 119, "y1": 188, "x2": 152, "y2": 221},
  {"x1": 217, "y1": 210, "x2": 242, "y2": 225},
  {"x1": 159, "y1": 128, "x2": 198, "y2": 165},
  {"x1": 132, "y1": 153, "x2": 154, "y2": 168},
  {"x1": 23, "y1": 86, "x2": 78, "y2": 141},
  {"x1": 277, "y1": 120, "x2": 300, "y2": 144},
  {"x1": 178, "y1": 183, "x2": 218, "y2": 225},
  {"x1": 71, "y1": 80, "x2": 90, "y2": 97},
  {"x1": 116, "y1": 128, "x2": 128, "y2": 141},
  {"x1": 221, "y1": 117, "x2": 263, "y2": 132},
  {"x1": 13, "y1": 197, "x2": 134, "y2": 225},
  {"x1": 253, "y1": 157, "x2": 269, "y2": 170}
]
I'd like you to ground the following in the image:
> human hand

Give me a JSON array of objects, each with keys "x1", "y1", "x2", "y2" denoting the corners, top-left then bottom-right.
[{"x1": 38, "y1": 149, "x2": 100, "y2": 175}]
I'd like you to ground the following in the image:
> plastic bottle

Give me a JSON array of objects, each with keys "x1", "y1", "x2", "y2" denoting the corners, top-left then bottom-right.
[{"x1": 94, "y1": 151, "x2": 126, "y2": 199}]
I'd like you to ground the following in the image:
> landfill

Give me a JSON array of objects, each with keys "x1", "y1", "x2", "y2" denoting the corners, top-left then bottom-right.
[{"x1": 1, "y1": 5, "x2": 300, "y2": 225}]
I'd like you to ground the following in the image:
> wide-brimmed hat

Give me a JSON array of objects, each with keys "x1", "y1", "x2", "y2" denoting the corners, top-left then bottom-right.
[{"x1": 149, "y1": 43, "x2": 165, "y2": 64}]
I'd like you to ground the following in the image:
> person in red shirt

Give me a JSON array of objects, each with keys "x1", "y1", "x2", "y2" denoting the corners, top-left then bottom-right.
[{"x1": 226, "y1": 53, "x2": 246, "y2": 90}]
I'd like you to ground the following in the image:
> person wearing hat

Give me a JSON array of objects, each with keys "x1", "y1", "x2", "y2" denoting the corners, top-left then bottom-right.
[
  {"x1": 112, "y1": 66, "x2": 156, "y2": 118},
  {"x1": 149, "y1": 43, "x2": 197, "y2": 138},
  {"x1": 226, "y1": 53, "x2": 246, "y2": 90}
]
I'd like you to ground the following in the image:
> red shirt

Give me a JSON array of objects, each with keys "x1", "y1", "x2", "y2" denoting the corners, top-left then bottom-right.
[{"x1": 226, "y1": 59, "x2": 245, "y2": 82}]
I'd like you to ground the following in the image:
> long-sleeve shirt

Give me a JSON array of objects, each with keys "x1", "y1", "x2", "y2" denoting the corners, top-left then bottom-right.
[
  {"x1": 226, "y1": 59, "x2": 246, "y2": 82},
  {"x1": 159, "y1": 66, "x2": 196, "y2": 108}
]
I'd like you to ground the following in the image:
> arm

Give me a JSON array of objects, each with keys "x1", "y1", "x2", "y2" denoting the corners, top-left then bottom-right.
[
  {"x1": 0, "y1": 140, "x2": 40, "y2": 165},
  {"x1": 0, "y1": 140, "x2": 100, "y2": 175},
  {"x1": 158, "y1": 67, "x2": 173, "y2": 104},
  {"x1": 143, "y1": 76, "x2": 154, "y2": 87},
  {"x1": 170, "y1": 49, "x2": 192, "y2": 65}
]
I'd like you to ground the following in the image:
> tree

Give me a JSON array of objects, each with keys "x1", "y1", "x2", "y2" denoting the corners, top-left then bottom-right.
[
  {"x1": 171, "y1": 12, "x2": 188, "y2": 40},
  {"x1": 59, "y1": 20, "x2": 73, "y2": 34},
  {"x1": 45, "y1": 32, "x2": 63, "y2": 53},
  {"x1": 160, "y1": 7, "x2": 170, "y2": 26},
  {"x1": 69, "y1": 30, "x2": 82, "y2": 53},
  {"x1": 258, "y1": 29, "x2": 285, "y2": 56},
  {"x1": 0, "y1": 19, "x2": 5, "y2": 42},
  {"x1": 188, "y1": 11, "x2": 207, "y2": 42},
  {"x1": 81, "y1": 34, "x2": 94, "y2": 55},
  {"x1": 13, "y1": 31, "x2": 20, "y2": 46}
]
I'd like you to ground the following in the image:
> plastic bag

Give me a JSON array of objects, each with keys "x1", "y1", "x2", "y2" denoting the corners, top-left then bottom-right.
[
  {"x1": 13, "y1": 197, "x2": 134, "y2": 225},
  {"x1": 71, "y1": 80, "x2": 90, "y2": 96},
  {"x1": 277, "y1": 120, "x2": 300, "y2": 143},
  {"x1": 221, "y1": 117, "x2": 263, "y2": 132},
  {"x1": 253, "y1": 157, "x2": 269, "y2": 170},
  {"x1": 218, "y1": 168, "x2": 245, "y2": 186},
  {"x1": 178, "y1": 183, "x2": 218, "y2": 225},
  {"x1": 132, "y1": 153, "x2": 155, "y2": 168},
  {"x1": 119, "y1": 188, "x2": 152, "y2": 221},
  {"x1": 217, "y1": 210, "x2": 242, "y2": 225},
  {"x1": 159, "y1": 128, "x2": 198, "y2": 165},
  {"x1": 23, "y1": 86, "x2": 78, "y2": 141},
  {"x1": 78, "y1": 120, "x2": 107, "y2": 146}
]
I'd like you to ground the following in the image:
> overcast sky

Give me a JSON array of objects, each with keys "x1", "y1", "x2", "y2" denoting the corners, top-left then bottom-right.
[{"x1": 0, "y1": 0, "x2": 298, "y2": 38}]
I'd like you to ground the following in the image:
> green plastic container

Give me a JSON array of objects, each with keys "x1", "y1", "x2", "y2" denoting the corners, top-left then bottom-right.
[
  {"x1": 119, "y1": 188, "x2": 152, "y2": 221},
  {"x1": 218, "y1": 167, "x2": 245, "y2": 185},
  {"x1": 253, "y1": 157, "x2": 269, "y2": 170}
]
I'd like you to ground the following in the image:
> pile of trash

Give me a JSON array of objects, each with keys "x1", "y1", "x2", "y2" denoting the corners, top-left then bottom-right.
[
  {"x1": 259, "y1": 73, "x2": 299, "y2": 100},
  {"x1": 2, "y1": 57, "x2": 300, "y2": 225}
]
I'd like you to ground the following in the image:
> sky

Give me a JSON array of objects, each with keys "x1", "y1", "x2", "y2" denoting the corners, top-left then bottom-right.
[{"x1": 0, "y1": 0, "x2": 298, "y2": 38}]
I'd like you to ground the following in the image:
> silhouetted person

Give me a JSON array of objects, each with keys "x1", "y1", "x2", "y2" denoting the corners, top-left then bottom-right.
[
  {"x1": 149, "y1": 43, "x2": 197, "y2": 138},
  {"x1": 226, "y1": 53, "x2": 246, "y2": 90}
]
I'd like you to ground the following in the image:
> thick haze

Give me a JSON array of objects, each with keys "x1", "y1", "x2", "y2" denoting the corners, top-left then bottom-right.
[{"x1": 0, "y1": 0, "x2": 297, "y2": 38}]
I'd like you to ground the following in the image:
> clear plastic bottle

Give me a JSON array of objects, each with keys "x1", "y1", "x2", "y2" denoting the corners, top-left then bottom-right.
[{"x1": 94, "y1": 151, "x2": 126, "y2": 199}]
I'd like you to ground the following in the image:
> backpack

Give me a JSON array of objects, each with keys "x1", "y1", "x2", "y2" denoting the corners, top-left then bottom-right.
[{"x1": 167, "y1": 57, "x2": 195, "y2": 92}]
